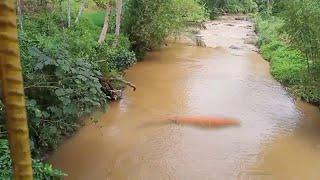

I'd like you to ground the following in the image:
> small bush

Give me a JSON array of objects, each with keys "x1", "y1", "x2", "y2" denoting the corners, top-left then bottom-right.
[
  {"x1": 254, "y1": 15, "x2": 283, "y2": 46},
  {"x1": 106, "y1": 48, "x2": 137, "y2": 72},
  {"x1": 270, "y1": 47, "x2": 307, "y2": 85},
  {"x1": 85, "y1": 11, "x2": 105, "y2": 27},
  {"x1": 260, "y1": 41, "x2": 284, "y2": 61},
  {"x1": 0, "y1": 139, "x2": 66, "y2": 179},
  {"x1": 84, "y1": 10, "x2": 117, "y2": 33},
  {"x1": 281, "y1": 0, "x2": 320, "y2": 69}
]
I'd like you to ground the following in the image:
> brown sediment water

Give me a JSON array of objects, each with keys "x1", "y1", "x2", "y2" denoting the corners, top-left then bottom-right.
[{"x1": 50, "y1": 16, "x2": 320, "y2": 179}]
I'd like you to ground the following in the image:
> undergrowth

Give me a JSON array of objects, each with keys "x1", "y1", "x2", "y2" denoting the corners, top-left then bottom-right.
[{"x1": 255, "y1": 14, "x2": 320, "y2": 105}]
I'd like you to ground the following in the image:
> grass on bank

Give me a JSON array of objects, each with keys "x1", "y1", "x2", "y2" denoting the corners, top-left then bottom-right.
[{"x1": 255, "y1": 15, "x2": 320, "y2": 105}]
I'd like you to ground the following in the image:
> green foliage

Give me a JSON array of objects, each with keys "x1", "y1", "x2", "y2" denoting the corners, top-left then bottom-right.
[
  {"x1": 0, "y1": 139, "x2": 66, "y2": 179},
  {"x1": 256, "y1": 13, "x2": 320, "y2": 105},
  {"x1": 84, "y1": 10, "x2": 118, "y2": 33},
  {"x1": 18, "y1": 14, "x2": 108, "y2": 154},
  {"x1": 1, "y1": 6, "x2": 136, "y2": 178},
  {"x1": 1, "y1": 9, "x2": 136, "y2": 157},
  {"x1": 260, "y1": 41, "x2": 284, "y2": 61},
  {"x1": 85, "y1": 10, "x2": 106, "y2": 27},
  {"x1": 270, "y1": 46, "x2": 307, "y2": 85},
  {"x1": 94, "y1": 0, "x2": 116, "y2": 8},
  {"x1": 201, "y1": 0, "x2": 258, "y2": 18},
  {"x1": 123, "y1": 0, "x2": 207, "y2": 56},
  {"x1": 254, "y1": 14, "x2": 283, "y2": 46},
  {"x1": 281, "y1": 0, "x2": 320, "y2": 68},
  {"x1": 105, "y1": 47, "x2": 136, "y2": 71},
  {"x1": 225, "y1": 0, "x2": 258, "y2": 13},
  {"x1": 95, "y1": 34, "x2": 137, "y2": 74},
  {"x1": 23, "y1": 55, "x2": 106, "y2": 153},
  {"x1": 255, "y1": 0, "x2": 286, "y2": 15}
]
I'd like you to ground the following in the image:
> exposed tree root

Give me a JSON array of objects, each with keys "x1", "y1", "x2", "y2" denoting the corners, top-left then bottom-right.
[
  {"x1": 98, "y1": 76, "x2": 136, "y2": 101},
  {"x1": 110, "y1": 77, "x2": 136, "y2": 91}
]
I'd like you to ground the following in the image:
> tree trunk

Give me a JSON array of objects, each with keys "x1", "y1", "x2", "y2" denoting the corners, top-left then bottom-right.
[
  {"x1": 98, "y1": 4, "x2": 112, "y2": 44},
  {"x1": 0, "y1": 1, "x2": 33, "y2": 179},
  {"x1": 113, "y1": 0, "x2": 123, "y2": 47},
  {"x1": 267, "y1": 0, "x2": 271, "y2": 13},
  {"x1": 16, "y1": 0, "x2": 23, "y2": 31},
  {"x1": 75, "y1": 0, "x2": 87, "y2": 23},
  {"x1": 68, "y1": 0, "x2": 71, "y2": 27}
]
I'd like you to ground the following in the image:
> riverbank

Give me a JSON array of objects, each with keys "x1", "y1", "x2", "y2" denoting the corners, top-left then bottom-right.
[{"x1": 254, "y1": 14, "x2": 320, "y2": 106}]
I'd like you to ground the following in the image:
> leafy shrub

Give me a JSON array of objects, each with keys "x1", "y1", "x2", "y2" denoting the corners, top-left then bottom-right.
[
  {"x1": 293, "y1": 84, "x2": 320, "y2": 104},
  {"x1": 256, "y1": 0, "x2": 285, "y2": 15},
  {"x1": 24, "y1": 46, "x2": 107, "y2": 154},
  {"x1": 123, "y1": 0, "x2": 207, "y2": 56},
  {"x1": 256, "y1": 13, "x2": 320, "y2": 105},
  {"x1": 85, "y1": 10, "x2": 106, "y2": 27},
  {"x1": 281, "y1": 0, "x2": 320, "y2": 69},
  {"x1": 270, "y1": 47, "x2": 307, "y2": 85},
  {"x1": 242, "y1": 0, "x2": 259, "y2": 12},
  {"x1": 260, "y1": 41, "x2": 284, "y2": 61},
  {"x1": 201, "y1": 0, "x2": 257, "y2": 18},
  {"x1": 84, "y1": 10, "x2": 117, "y2": 33},
  {"x1": 106, "y1": 47, "x2": 136, "y2": 71},
  {"x1": 1, "y1": 9, "x2": 136, "y2": 157},
  {"x1": 0, "y1": 139, "x2": 66, "y2": 179},
  {"x1": 254, "y1": 15, "x2": 283, "y2": 46}
]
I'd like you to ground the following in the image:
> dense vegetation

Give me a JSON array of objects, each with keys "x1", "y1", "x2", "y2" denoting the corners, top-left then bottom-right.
[
  {"x1": 201, "y1": 0, "x2": 258, "y2": 18},
  {"x1": 0, "y1": 0, "x2": 207, "y2": 178},
  {"x1": 255, "y1": 0, "x2": 320, "y2": 105},
  {"x1": 123, "y1": 0, "x2": 207, "y2": 56}
]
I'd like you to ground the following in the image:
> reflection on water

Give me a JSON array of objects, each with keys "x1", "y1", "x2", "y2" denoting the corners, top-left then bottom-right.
[
  {"x1": 50, "y1": 17, "x2": 320, "y2": 180},
  {"x1": 249, "y1": 102, "x2": 320, "y2": 180}
]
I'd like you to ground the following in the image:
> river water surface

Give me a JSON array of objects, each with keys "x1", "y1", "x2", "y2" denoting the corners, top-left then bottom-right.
[{"x1": 51, "y1": 16, "x2": 320, "y2": 179}]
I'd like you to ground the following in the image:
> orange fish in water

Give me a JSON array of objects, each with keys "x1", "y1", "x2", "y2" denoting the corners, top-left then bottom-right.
[
  {"x1": 141, "y1": 115, "x2": 241, "y2": 129},
  {"x1": 170, "y1": 116, "x2": 241, "y2": 128}
]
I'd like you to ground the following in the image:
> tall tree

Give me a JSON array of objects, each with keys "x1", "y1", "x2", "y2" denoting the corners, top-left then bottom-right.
[
  {"x1": 0, "y1": 1, "x2": 33, "y2": 179},
  {"x1": 75, "y1": 0, "x2": 87, "y2": 23},
  {"x1": 68, "y1": 0, "x2": 72, "y2": 27},
  {"x1": 96, "y1": 0, "x2": 115, "y2": 44},
  {"x1": 113, "y1": 0, "x2": 123, "y2": 47},
  {"x1": 16, "y1": 0, "x2": 23, "y2": 31}
]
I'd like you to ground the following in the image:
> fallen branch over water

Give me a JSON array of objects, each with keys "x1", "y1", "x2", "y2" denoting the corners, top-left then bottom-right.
[
  {"x1": 110, "y1": 77, "x2": 136, "y2": 91},
  {"x1": 98, "y1": 76, "x2": 136, "y2": 100}
]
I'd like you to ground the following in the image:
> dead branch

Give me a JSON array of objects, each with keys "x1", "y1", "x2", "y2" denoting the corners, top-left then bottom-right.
[{"x1": 110, "y1": 77, "x2": 136, "y2": 91}]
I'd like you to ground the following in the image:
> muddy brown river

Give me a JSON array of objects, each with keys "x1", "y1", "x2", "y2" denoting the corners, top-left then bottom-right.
[{"x1": 51, "y1": 16, "x2": 320, "y2": 179}]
